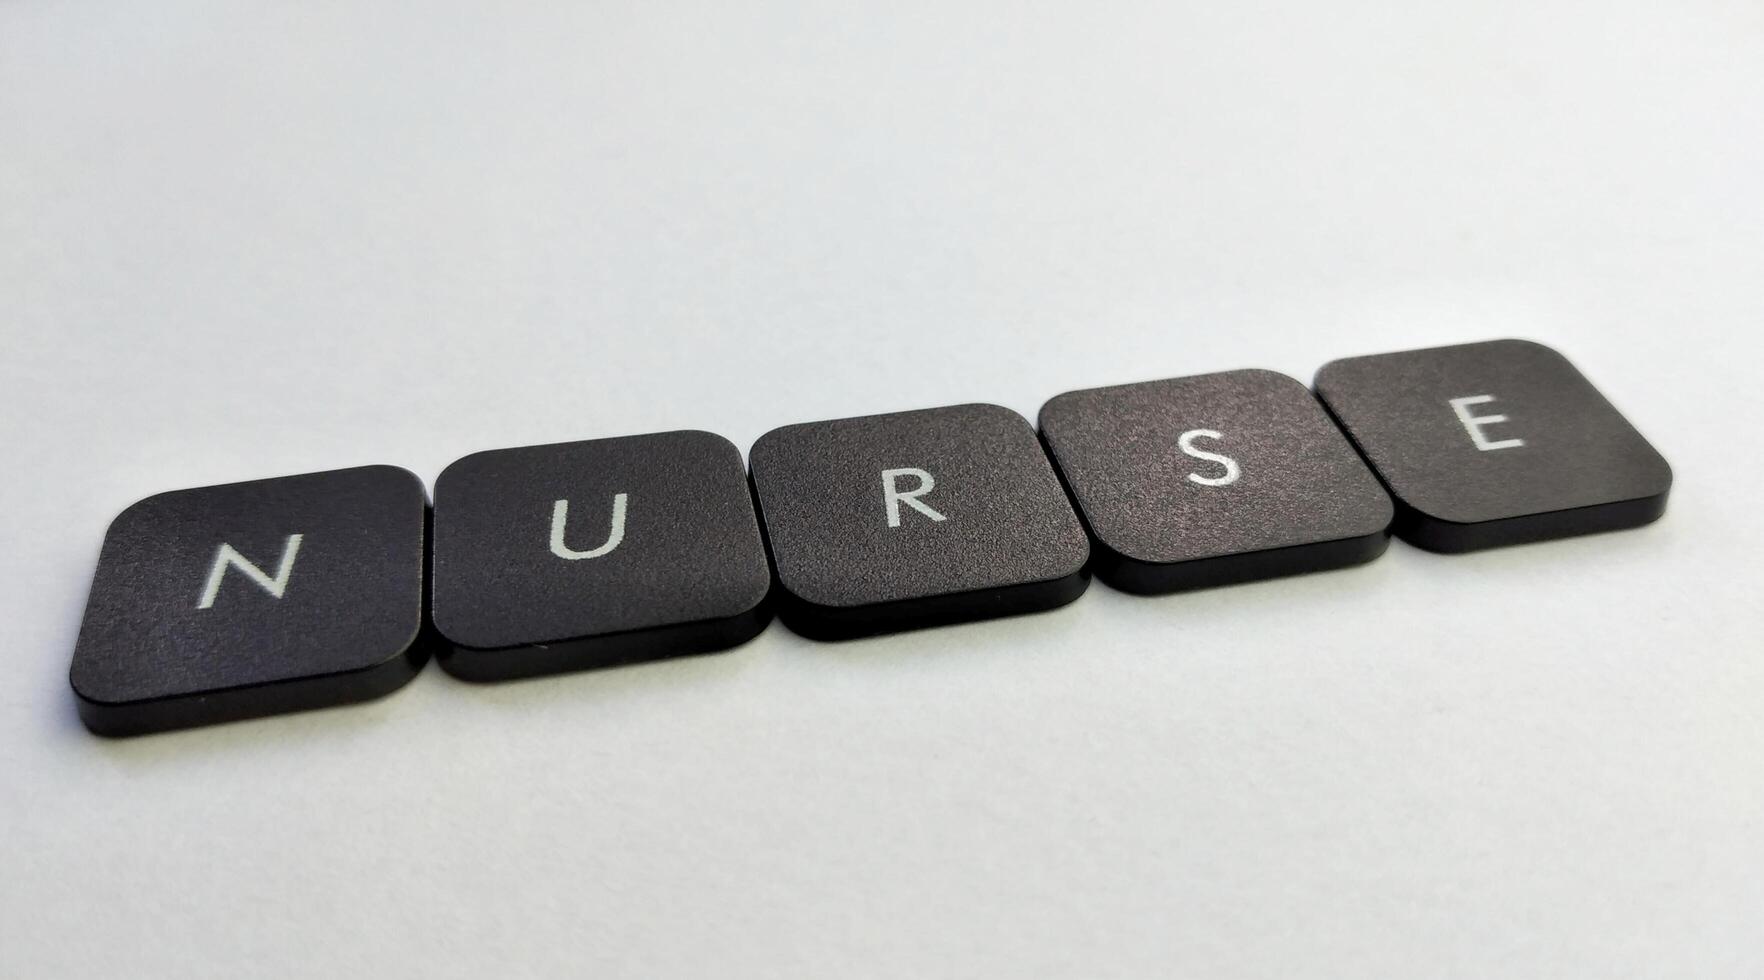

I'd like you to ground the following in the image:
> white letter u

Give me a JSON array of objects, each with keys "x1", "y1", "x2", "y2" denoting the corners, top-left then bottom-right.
[{"x1": 550, "y1": 494, "x2": 627, "y2": 560}]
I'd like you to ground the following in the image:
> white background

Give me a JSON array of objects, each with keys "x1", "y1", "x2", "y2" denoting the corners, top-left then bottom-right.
[{"x1": 3, "y1": 2, "x2": 1761, "y2": 977}]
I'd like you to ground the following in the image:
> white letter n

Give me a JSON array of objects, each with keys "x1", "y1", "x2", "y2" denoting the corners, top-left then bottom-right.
[{"x1": 197, "y1": 534, "x2": 304, "y2": 609}]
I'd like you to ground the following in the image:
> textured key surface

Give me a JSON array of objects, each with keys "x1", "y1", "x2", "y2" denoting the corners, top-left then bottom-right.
[
  {"x1": 69, "y1": 465, "x2": 429, "y2": 736},
  {"x1": 1314, "y1": 339, "x2": 1672, "y2": 552},
  {"x1": 749, "y1": 403, "x2": 1089, "y2": 639},
  {"x1": 431, "y1": 430, "x2": 771, "y2": 680},
  {"x1": 1040, "y1": 369, "x2": 1392, "y2": 593}
]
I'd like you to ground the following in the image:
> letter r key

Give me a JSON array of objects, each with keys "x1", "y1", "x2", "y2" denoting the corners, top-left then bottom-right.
[{"x1": 750, "y1": 403, "x2": 1089, "y2": 640}]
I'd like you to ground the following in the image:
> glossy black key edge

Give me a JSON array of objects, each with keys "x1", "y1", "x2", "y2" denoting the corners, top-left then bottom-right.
[
  {"x1": 1034, "y1": 431, "x2": 1388, "y2": 596},
  {"x1": 766, "y1": 565, "x2": 1088, "y2": 643},
  {"x1": 748, "y1": 473, "x2": 1088, "y2": 643},
  {"x1": 1374, "y1": 480, "x2": 1664, "y2": 554},
  {"x1": 1312, "y1": 349, "x2": 1671, "y2": 554},
  {"x1": 435, "y1": 604, "x2": 772, "y2": 682},
  {"x1": 71, "y1": 501, "x2": 435, "y2": 738},
  {"x1": 74, "y1": 641, "x2": 431, "y2": 738}
]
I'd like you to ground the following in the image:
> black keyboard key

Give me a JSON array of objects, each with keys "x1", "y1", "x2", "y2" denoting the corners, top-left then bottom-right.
[
  {"x1": 1039, "y1": 369, "x2": 1393, "y2": 593},
  {"x1": 1314, "y1": 339, "x2": 1672, "y2": 552},
  {"x1": 69, "y1": 466, "x2": 429, "y2": 736},
  {"x1": 431, "y1": 430, "x2": 771, "y2": 681},
  {"x1": 749, "y1": 403, "x2": 1089, "y2": 639}
]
